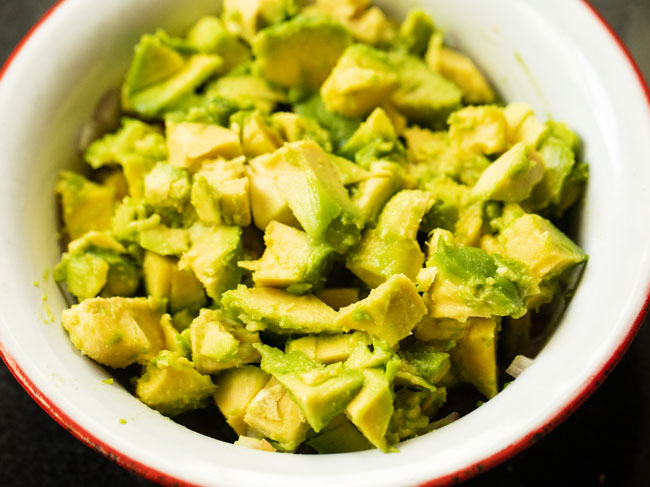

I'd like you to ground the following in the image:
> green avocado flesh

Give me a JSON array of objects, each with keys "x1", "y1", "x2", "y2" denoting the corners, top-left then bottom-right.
[{"x1": 54, "y1": 0, "x2": 588, "y2": 455}]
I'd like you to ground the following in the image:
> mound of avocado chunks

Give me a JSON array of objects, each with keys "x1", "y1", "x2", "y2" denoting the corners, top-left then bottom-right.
[{"x1": 54, "y1": 0, "x2": 588, "y2": 454}]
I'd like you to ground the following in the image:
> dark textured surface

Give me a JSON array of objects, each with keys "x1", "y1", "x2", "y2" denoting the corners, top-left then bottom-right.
[{"x1": 0, "y1": 1, "x2": 649, "y2": 486}]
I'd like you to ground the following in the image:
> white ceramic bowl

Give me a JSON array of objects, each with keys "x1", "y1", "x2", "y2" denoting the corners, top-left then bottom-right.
[{"x1": 1, "y1": 0, "x2": 649, "y2": 485}]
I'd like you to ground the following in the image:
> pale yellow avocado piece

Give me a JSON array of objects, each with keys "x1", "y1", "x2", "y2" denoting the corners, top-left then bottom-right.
[
  {"x1": 240, "y1": 112, "x2": 284, "y2": 158},
  {"x1": 336, "y1": 274, "x2": 427, "y2": 346},
  {"x1": 454, "y1": 203, "x2": 483, "y2": 247},
  {"x1": 286, "y1": 332, "x2": 369, "y2": 364},
  {"x1": 503, "y1": 102, "x2": 549, "y2": 147},
  {"x1": 238, "y1": 221, "x2": 332, "y2": 291},
  {"x1": 143, "y1": 162, "x2": 190, "y2": 212},
  {"x1": 252, "y1": 15, "x2": 352, "y2": 88},
  {"x1": 178, "y1": 225, "x2": 243, "y2": 300},
  {"x1": 135, "y1": 350, "x2": 216, "y2": 416},
  {"x1": 497, "y1": 211, "x2": 588, "y2": 282},
  {"x1": 159, "y1": 313, "x2": 188, "y2": 356},
  {"x1": 271, "y1": 112, "x2": 333, "y2": 152},
  {"x1": 247, "y1": 155, "x2": 300, "y2": 230},
  {"x1": 345, "y1": 367, "x2": 394, "y2": 452},
  {"x1": 61, "y1": 296, "x2": 165, "y2": 368},
  {"x1": 413, "y1": 316, "x2": 470, "y2": 344},
  {"x1": 57, "y1": 171, "x2": 115, "y2": 240},
  {"x1": 214, "y1": 366, "x2": 270, "y2": 436},
  {"x1": 352, "y1": 161, "x2": 404, "y2": 222},
  {"x1": 321, "y1": 44, "x2": 399, "y2": 117},
  {"x1": 143, "y1": 251, "x2": 207, "y2": 313},
  {"x1": 472, "y1": 142, "x2": 544, "y2": 203},
  {"x1": 347, "y1": 190, "x2": 433, "y2": 287},
  {"x1": 207, "y1": 75, "x2": 288, "y2": 114},
  {"x1": 139, "y1": 224, "x2": 190, "y2": 256},
  {"x1": 185, "y1": 16, "x2": 251, "y2": 72},
  {"x1": 244, "y1": 377, "x2": 310, "y2": 451},
  {"x1": 448, "y1": 105, "x2": 507, "y2": 155},
  {"x1": 328, "y1": 154, "x2": 371, "y2": 185},
  {"x1": 317, "y1": 288, "x2": 360, "y2": 310},
  {"x1": 235, "y1": 436, "x2": 277, "y2": 452},
  {"x1": 222, "y1": 0, "x2": 296, "y2": 41},
  {"x1": 450, "y1": 317, "x2": 500, "y2": 399},
  {"x1": 221, "y1": 285, "x2": 341, "y2": 334},
  {"x1": 166, "y1": 120, "x2": 243, "y2": 172},
  {"x1": 426, "y1": 34, "x2": 495, "y2": 104},
  {"x1": 189, "y1": 309, "x2": 261, "y2": 374}
]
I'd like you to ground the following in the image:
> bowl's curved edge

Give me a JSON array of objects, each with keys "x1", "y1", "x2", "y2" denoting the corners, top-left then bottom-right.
[{"x1": 0, "y1": 1, "x2": 649, "y2": 487}]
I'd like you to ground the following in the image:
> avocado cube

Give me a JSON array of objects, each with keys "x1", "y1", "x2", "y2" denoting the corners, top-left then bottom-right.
[
  {"x1": 143, "y1": 162, "x2": 190, "y2": 212},
  {"x1": 178, "y1": 225, "x2": 243, "y2": 301},
  {"x1": 294, "y1": 94, "x2": 362, "y2": 151},
  {"x1": 337, "y1": 274, "x2": 427, "y2": 346},
  {"x1": 386, "y1": 389, "x2": 438, "y2": 444},
  {"x1": 214, "y1": 365, "x2": 270, "y2": 436},
  {"x1": 123, "y1": 33, "x2": 186, "y2": 94},
  {"x1": 396, "y1": 341, "x2": 451, "y2": 389},
  {"x1": 186, "y1": 16, "x2": 251, "y2": 72},
  {"x1": 413, "y1": 316, "x2": 470, "y2": 345},
  {"x1": 497, "y1": 212, "x2": 587, "y2": 282},
  {"x1": 347, "y1": 190, "x2": 433, "y2": 287},
  {"x1": 328, "y1": 154, "x2": 370, "y2": 186},
  {"x1": 135, "y1": 350, "x2": 217, "y2": 416},
  {"x1": 351, "y1": 161, "x2": 403, "y2": 222},
  {"x1": 56, "y1": 171, "x2": 115, "y2": 240},
  {"x1": 143, "y1": 251, "x2": 206, "y2": 313},
  {"x1": 271, "y1": 112, "x2": 333, "y2": 152},
  {"x1": 450, "y1": 317, "x2": 500, "y2": 398},
  {"x1": 252, "y1": 15, "x2": 352, "y2": 88},
  {"x1": 246, "y1": 155, "x2": 300, "y2": 231},
  {"x1": 448, "y1": 105, "x2": 507, "y2": 155},
  {"x1": 221, "y1": 285, "x2": 341, "y2": 334},
  {"x1": 166, "y1": 120, "x2": 242, "y2": 171},
  {"x1": 189, "y1": 309, "x2": 261, "y2": 374},
  {"x1": 286, "y1": 332, "x2": 370, "y2": 364},
  {"x1": 222, "y1": 0, "x2": 300, "y2": 41},
  {"x1": 139, "y1": 224, "x2": 190, "y2": 256},
  {"x1": 472, "y1": 142, "x2": 544, "y2": 203},
  {"x1": 306, "y1": 414, "x2": 371, "y2": 453},
  {"x1": 321, "y1": 44, "x2": 399, "y2": 117},
  {"x1": 388, "y1": 51, "x2": 462, "y2": 126},
  {"x1": 255, "y1": 344, "x2": 364, "y2": 433},
  {"x1": 398, "y1": 9, "x2": 435, "y2": 56},
  {"x1": 243, "y1": 377, "x2": 310, "y2": 451},
  {"x1": 239, "y1": 111, "x2": 284, "y2": 158},
  {"x1": 206, "y1": 74, "x2": 288, "y2": 114},
  {"x1": 503, "y1": 103, "x2": 549, "y2": 147},
  {"x1": 61, "y1": 296, "x2": 165, "y2": 368},
  {"x1": 265, "y1": 141, "x2": 364, "y2": 253},
  {"x1": 345, "y1": 367, "x2": 394, "y2": 452},
  {"x1": 317, "y1": 288, "x2": 360, "y2": 310},
  {"x1": 234, "y1": 436, "x2": 277, "y2": 452},
  {"x1": 239, "y1": 221, "x2": 333, "y2": 293}
]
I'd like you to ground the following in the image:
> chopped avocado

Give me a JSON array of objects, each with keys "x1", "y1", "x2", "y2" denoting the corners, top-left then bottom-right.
[
  {"x1": 186, "y1": 16, "x2": 251, "y2": 72},
  {"x1": 206, "y1": 74, "x2": 288, "y2": 114},
  {"x1": 413, "y1": 316, "x2": 469, "y2": 346},
  {"x1": 337, "y1": 274, "x2": 427, "y2": 346},
  {"x1": 306, "y1": 414, "x2": 371, "y2": 453},
  {"x1": 235, "y1": 436, "x2": 277, "y2": 452},
  {"x1": 243, "y1": 377, "x2": 310, "y2": 451},
  {"x1": 317, "y1": 288, "x2": 360, "y2": 310},
  {"x1": 61, "y1": 296, "x2": 165, "y2": 368},
  {"x1": 388, "y1": 51, "x2": 462, "y2": 127},
  {"x1": 496, "y1": 212, "x2": 588, "y2": 282},
  {"x1": 54, "y1": 232, "x2": 140, "y2": 301},
  {"x1": 328, "y1": 154, "x2": 371, "y2": 185},
  {"x1": 142, "y1": 251, "x2": 206, "y2": 313},
  {"x1": 222, "y1": 0, "x2": 301, "y2": 41},
  {"x1": 159, "y1": 313, "x2": 189, "y2": 356},
  {"x1": 238, "y1": 111, "x2": 284, "y2": 158},
  {"x1": 294, "y1": 94, "x2": 361, "y2": 151},
  {"x1": 397, "y1": 9, "x2": 435, "y2": 56},
  {"x1": 221, "y1": 285, "x2": 340, "y2": 334},
  {"x1": 214, "y1": 365, "x2": 270, "y2": 436},
  {"x1": 264, "y1": 141, "x2": 365, "y2": 253},
  {"x1": 238, "y1": 221, "x2": 333, "y2": 293},
  {"x1": 255, "y1": 344, "x2": 364, "y2": 433},
  {"x1": 340, "y1": 107, "x2": 405, "y2": 168},
  {"x1": 397, "y1": 341, "x2": 450, "y2": 386},
  {"x1": 139, "y1": 224, "x2": 190, "y2": 256},
  {"x1": 144, "y1": 162, "x2": 190, "y2": 212},
  {"x1": 472, "y1": 142, "x2": 544, "y2": 203},
  {"x1": 166, "y1": 121, "x2": 242, "y2": 172},
  {"x1": 426, "y1": 34, "x2": 495, "y2": 104},
  {"x1": 351, "y1": 161, "x2": 404, "y2": 222},
  {"x1": 424, "y1": 239, "x2": 532, "y2": 321},
  {"x1": 321, "y1": 44, "x2": 399, "y2": 118},
  {"x1": 345, "y1": 367, "x2": 395, "y2": 452},
  {"x1": 252, "y1": 15, "x2": 352, "y2": 88},
  {"x1": 386, "y1": 389, "x2": 442, "y2": 443},
  {"x1": 135, "y1": 350, "x2": 217, "y2": 416},
  {"x1": 286, "y1": 332, "x2": 369, "y2": 364},
  {"x1": 247, "y1": 155, "x2": 300, "y2": 230},
  {"x1": 56, "y1": 171, "x2": 115, "y2": 240},
  {"x1": 178, "y1": 225, "x2": 243, "y2": 301},
  {"x1": 450, "y1": 317, "x2": 500, "y2": 398},
  {"x1": 271, "y1": 112, "x2": 333, "y2": 151},
  {"x1": 347, "y1": 190, "x2": 432, "y2": 286},
  {"x1": 189, "y1": 309, "x2": 261, "y2": 374},
  {"x1": 448, "y1": 105, "x2": 507, "y2": 155},
  {"x1": 454, "y1": 202, "x2": 483, "y2": 247},
  {"x1": 503, "y1": 102, "x2": 549, "y2": 147}
]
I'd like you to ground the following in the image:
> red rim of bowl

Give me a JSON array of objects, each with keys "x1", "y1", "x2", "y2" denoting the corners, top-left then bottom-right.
[{"x1": 0, "y1": 1, "x2": 649, "y2": 486}]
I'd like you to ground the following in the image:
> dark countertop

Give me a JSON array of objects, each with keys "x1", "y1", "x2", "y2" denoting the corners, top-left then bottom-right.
[{"x1": 1, "y1": 1, "x2": 649, "y2": 486}]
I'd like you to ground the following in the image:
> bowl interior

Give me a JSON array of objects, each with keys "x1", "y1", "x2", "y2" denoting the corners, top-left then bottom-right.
[{"x1": 0, "y1": 0, "x2": 649, "y2": 486}]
